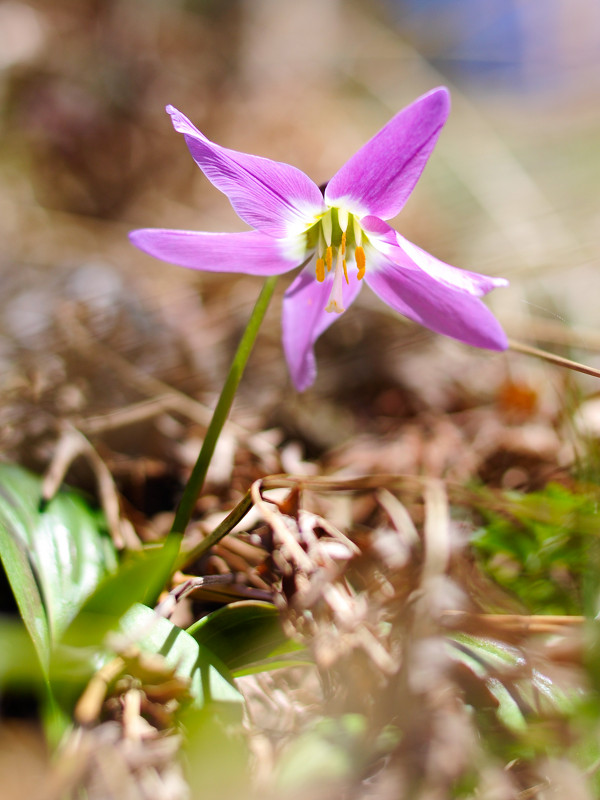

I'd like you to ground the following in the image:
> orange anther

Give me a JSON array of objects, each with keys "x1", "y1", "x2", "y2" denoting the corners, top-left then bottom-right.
[
  {"x1": 326, "y1": 246, "x2": 333, "y2": 271},
  {"x1": 355, "y1": 246, "x2": 366, "y2": 272},
  {"x1": 316, "y1": 258, "x2": 325, "y2": 282}
]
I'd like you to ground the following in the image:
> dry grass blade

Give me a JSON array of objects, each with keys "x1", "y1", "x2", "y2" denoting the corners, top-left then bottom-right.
[
  {"x1": 251, "y1": 479, "x2": 313, "y2": 572},
  {"x1": 421, "y1": 478, "x2": 451, "y2": 582},
  {"x1": 509, "y1": 339, "x2": 600, "y2": 379},
  {"x1": 377, "y1": 488, "x2": 420, "y2": 548},
  {"x1": 42, "y1": 423, "x2": 141, "y2": 550},
  {"x1": 58, "y1": 311, "x2": 278, "y2": 460},
  {"x1": 154, "y1": 573, "x2": 237, "y2": 618},
  {"x1": 80, "y1": 397, "x2": 186, "y2": 436},
  {"x1": 441, "y1": 610, "x2": 585, "y2": 636}
]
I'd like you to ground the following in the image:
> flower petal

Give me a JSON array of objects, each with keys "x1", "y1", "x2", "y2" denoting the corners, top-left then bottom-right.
[
  {"x1": 129, "y1": 228, "x2": 304, "y2": 275},
  {"x1": 282, "y1": 266, "x2": 363, "y2": 392},
  {"x1": 364, "y1": 250, "x2": 508, "y2": 351},
  {"x1": 361, "y1": 216, "x2": 509, "y2": 297},
  {"x1": 394, "y1": 233, "x2": 509, "y2": 295},
  {"x1": 325, "y1": 87, "x2": 450, "y2": 220},
  {"x1": 167, "y1": 106, "x2": 326, "y2": 238}
]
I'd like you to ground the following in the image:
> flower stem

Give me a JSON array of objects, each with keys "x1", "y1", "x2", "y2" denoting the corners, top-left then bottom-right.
[
  {"x1": 177, "y1": 489, "x2": 253, "y2": 570},
  {"x1": 170, "y1": 276, "x2": 278, "y2": 538}
]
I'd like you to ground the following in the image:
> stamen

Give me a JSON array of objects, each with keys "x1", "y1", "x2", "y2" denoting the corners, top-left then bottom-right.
[
  {"x1": 338, "y1": 208, "x2": 349, "y2": 233},
  {"x1": 317, "y1": 227, "x2": 326, "y2": 257},
  {"x1": 316, "y1": 257, "x2": 325, "y2": 282},
  {"x1": 322, "y1": 210, "x2": 332, "y2": 246},
  {"x1": 325, "y1": 252, "x2": 345, "y2": 314},
  {"x1": 326, "y1": 246, "x2": 333, "y2": 271},
  {"x1": 355, "y1": 245, "x2": 366, "y2": 280},
  {"x1": 353, "y1": 216, "x2": 362, "y2": 246},
  {"x1": 341, "y1": 230, "x2": 346, "y2": 255},
  {"x1": 342, "y1": 258, "x2": 348, "y2": 284}
]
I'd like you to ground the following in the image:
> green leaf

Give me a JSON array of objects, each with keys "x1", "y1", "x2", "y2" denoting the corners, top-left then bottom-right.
[
  {"x1": 59, "y1": 536, "x2": 180, "y2": 651},
  {"x1": 274, "y1": 715, "x2": 369, "y2": 793},
  {"x1": 448, "y1": 633, "x2": 581, "y2": 735},
  {"x1": 486, "y1": 677, "x2": 527, "y2": 734},
  {"x1": 187, "y1": 600, "x2": 308, "y2": 676},
  {"x1": 0, "y1": 616, "x2": 45, "y2": 688},
  {"x1": 471, "y1": 483, "x2": 600, "y2": 616},
  {"x1": 0, "y1": 463, "x2": 117, "y2": 670},
  {"x1": 49, "y1": 534, "x2": 188, "y2": 719},
  {"x1": 120, "y1": 603, "x2": 243, "y2": 710},
  {"x1": 182, "y1": 705, "x2": 250, "y2": 800}
]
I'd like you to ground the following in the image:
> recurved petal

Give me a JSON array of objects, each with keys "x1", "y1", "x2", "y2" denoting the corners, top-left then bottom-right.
[
  {"x1": 325, "y1": 87, "x2": 450, "y2": 220},
  {"x1": 282, "y1": 265, "x2": 363, "y2": 392},
  {"x1": 396, "y1": 233, "x2": 508, "y2": 294},
  {"x1": 364, "y1": 250, "x2": 508, "y2": 351},
  {"x1": 361, "y1": 216, "x2": 509, "y2": 297},
  {"x1": 167, "y1": 106, "x2": 326, "y2": 238},
  {"x1": 129, "y1": 228, "x2": 305, "y2": 275}
]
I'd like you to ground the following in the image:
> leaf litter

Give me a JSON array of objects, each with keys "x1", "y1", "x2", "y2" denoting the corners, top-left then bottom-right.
[{"x1": 0, "y1": 270, "x2": 597, "y2": 797}]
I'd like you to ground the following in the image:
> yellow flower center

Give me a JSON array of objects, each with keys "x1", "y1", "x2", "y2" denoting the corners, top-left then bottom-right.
[{"x1": 308, "y1": 208, "x2": 367, "y2": 314}]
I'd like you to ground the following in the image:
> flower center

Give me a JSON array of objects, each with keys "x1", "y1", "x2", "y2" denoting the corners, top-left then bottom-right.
[{"x1": 310, "y1": 207, "x2": 366, "y2": 314}]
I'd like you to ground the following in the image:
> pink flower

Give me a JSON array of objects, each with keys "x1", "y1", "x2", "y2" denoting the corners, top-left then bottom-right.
[{"x1": 130, "y1": 88, "x2": 507, "y2": 391}]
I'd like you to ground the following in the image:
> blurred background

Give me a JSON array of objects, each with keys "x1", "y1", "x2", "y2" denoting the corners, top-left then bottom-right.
[{"x1": 0, "y1": 0, "x2": 600, "y2": 495}]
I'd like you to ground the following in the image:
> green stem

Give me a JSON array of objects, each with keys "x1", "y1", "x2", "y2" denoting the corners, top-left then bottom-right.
[
  {"x1": 170, "y1": 276, "x2": 278, "y2": 537},
  {"x1": 177, "y1": 489, "x2": 254, "y2": 570}
]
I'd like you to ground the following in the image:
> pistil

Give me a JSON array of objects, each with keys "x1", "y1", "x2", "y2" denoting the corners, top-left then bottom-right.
[
  {"x1": 326, "y1": 245, "x2": 333, "y2": 271},
  {"x1": 325, "y1": 250, "x2": 346, "y2": 313}
]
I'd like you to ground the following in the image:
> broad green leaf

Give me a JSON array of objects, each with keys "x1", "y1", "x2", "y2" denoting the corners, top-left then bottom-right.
[
  {"x1": 0, "y1": 463, "x2": 117, "y2": 670},
  {"x1": 50, "y1": 535, "x2": 189, "y2": 718},
  {"x1": 0, "y1": 616, "x2": 70, "y2": 747},
  {"x1": 59, "y1": 535, "x2": 180, "y2": 651},
  {"x1": 119, "y1": 603, "x2": 243, "y2": 710},
  {"x1": 0, "y1": 616, "x2": 45, "y2": 687},
  {"x1": 187, "y1": 600, "x2": 307, "y2": 676}
]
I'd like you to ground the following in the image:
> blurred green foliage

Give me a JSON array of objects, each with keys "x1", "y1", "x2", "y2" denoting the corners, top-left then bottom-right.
[{"x1": 472, "y1": 483, "x2": 600, "y2": 616}]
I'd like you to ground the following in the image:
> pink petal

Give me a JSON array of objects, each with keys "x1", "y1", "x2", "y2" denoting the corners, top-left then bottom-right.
[
  {"x1": 361, "y1": 216, "x2": 508, "y2": 297},
  {"x1": 364, "y1": 250, "x2": 508, "y2": 351},
  {"x1": 325, "y1": 87, "x2": 450, "y2": 220},
  {"x1": 167, "y1": 106, "x2": 326, "y2": 238},
  {"x1": 282, "y1": 266, "x2": 363, "y2": 392},
  {"x1": 129, "y1": 228, "x2": 303, "y2": 275},
  {"x1": 394, "y1": 233, "x2": 509, "y2": 295}
]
